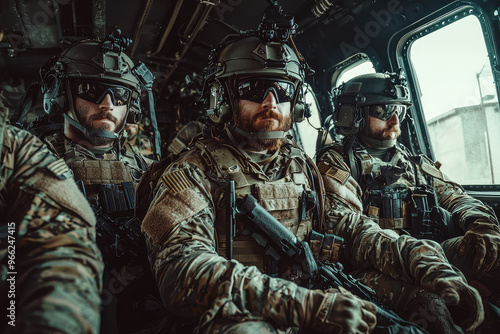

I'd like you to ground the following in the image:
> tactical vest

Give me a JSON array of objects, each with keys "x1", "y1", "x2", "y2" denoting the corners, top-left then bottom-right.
[
  {"x1": 44, "y1": 133, "x2": 148, "y2": 214},
  {"x1": 42, "y1": 132, "x2": 162, "y2": 334},
  {"x1": 196, "y1": 139, "x2": 317, "y2": 275},
  {"x1": 339, "y1": 142, "x2": 456, "y2": 242},
  {"x1": 354, "y1": 145, "x2": 422, "y2": 230}
]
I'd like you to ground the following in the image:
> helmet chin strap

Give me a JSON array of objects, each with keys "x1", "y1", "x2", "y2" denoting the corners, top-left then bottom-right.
[
  {"x1": 228, "y1": 124, "x2": 287, "y2": 140},
  {"x1": 64, "y1": 114, "x2": 118, "y2": 141},
  {"x1": 64, "y1": 81, "x2": 122, "y2": 146},
  {"x1": 357, "y1": 133, "x2": 397, "y2": 149}
]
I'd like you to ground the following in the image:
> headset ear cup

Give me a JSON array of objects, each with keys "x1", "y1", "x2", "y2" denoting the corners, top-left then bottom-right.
[
  {"x1": 127, "y1": 98, "x2": 141, "y2": 123},
  {"x1": 207, "y1": 80, "x2": 232, "y2": 124},
  {"x1": 334, "y1": 104, "x2": 361, "y2": 135},
  {"x1": 293, "y1": 101, "x2": 305, "y2": 123},
  {"x1": 42, "y1": 74, "x2": 63, "y2": 114},
  {"x1": 208, "y1": 103, "x2": 230, "y2": 124}
]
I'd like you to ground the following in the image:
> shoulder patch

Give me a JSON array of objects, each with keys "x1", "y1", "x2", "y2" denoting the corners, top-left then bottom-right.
[
  {"x1": 420, "y1": 158, "x2": 444, "y2": 180},
  {"x1": 318, "y1": 161, "x2": 350, "y2": 185},
  {"x1": 47, "y1": 158, "x2": 73, "y2": 180},
  {"x1": 31, "y1": 175, "x2": 96, "y2": 226},
  {"x1": 142, "y1": 187, "x2": 208, "y2": 245},
  {"x1": 161, "y1": 169, "x2": 194, "y2": 194}
]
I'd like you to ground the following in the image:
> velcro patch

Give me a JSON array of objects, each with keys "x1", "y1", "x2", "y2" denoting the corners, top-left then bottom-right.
[
  {"x1": 142, "y1": 187, "x2": 208, "y2": 245},
  {"x1": 421, "y1": 160, "x2": 443, "y2": 180},
  {"x1": 318, "y1": 162, "x2": 350, "y2": 185},
  {"x1": 161, "y1": 169, "x2": 194, "y2": 194},
  {"x1": 47, "y1": 159, "x2": 73, "y2": 180}
]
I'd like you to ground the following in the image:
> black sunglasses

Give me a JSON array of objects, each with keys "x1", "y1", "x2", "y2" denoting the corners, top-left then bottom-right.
[
  {"x1": 237, "y1": 79, "x2": 295, "y2": 104},
  {"x1": 368, "y1": 104, "x2": 408, "y2": 122},
  {"x1": 72, "y1": 80, "x2": 132, "y2": 106}
]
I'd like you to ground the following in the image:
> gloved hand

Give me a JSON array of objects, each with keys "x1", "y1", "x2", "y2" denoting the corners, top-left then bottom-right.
[
  {"x1": 442, "y1": 220, "x2": 500, "y2": 278},
  {"x1": 432, "y1": 274, "x2": 484, "y2": 332},
  {"x1": 302, "y1": 287, "x2": 377, "y2": 333}
]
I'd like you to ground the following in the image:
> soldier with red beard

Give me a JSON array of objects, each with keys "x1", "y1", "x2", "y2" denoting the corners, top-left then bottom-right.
[
  {"x1": 138, "y1": 14, "x2": 484, "y2": 332},
  {"x1": 138, "y1": 26, "x2": 380, "y2": 333}
]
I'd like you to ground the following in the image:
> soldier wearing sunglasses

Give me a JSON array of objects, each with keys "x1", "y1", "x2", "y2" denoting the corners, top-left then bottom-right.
[
  {"x1": 137, "y1": 16, "x2": 379, "y2": 332},
  {"x1": 136, "y1": 6, "x2": 486, "y2": 332},
  {"x1": 317, "y1": 71, "x2": 499, "y2": 332},
  {"x1": 31, "y1": 33, "x2": 162, "y2": 334}
]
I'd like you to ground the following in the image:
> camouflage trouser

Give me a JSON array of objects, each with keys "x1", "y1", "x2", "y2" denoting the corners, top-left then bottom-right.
[
  {"x1": 442, "y1": 236, "x2": 500, "y2": 293},
  {"x1": 442, "y1": 237, "x2": 500, "y2": 334},
  {"x1": 158, "y1": 315, "x2": 282, "y2": 334},
  {"x1": 351, "y1": 269, "x2": 463, "y2": 334},
  {"x1": 200, "y1": 319, "x2": 278, "y2": 334}
]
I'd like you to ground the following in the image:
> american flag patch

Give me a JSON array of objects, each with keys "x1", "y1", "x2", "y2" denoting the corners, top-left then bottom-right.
[
  {"x1": 161, "y1": 169, "x2": 194, "y2": 194},
  {"x1": 47, "y1": 159, "x2": 72, "y2": 180},
  {"x1": 318, "y1": 162, "x2": 350, "y2": 185}
]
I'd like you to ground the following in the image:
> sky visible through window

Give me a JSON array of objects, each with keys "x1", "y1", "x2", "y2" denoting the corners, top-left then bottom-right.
[
  {"x1": 336, "y1": 62, "x2": 376, "y2": 86},
  {"x1": 410, "y1": 15, "x2": 495, "y2": 121},
  {"x1": 410, "y1": 14, "x2": 500, "y2": 185}
]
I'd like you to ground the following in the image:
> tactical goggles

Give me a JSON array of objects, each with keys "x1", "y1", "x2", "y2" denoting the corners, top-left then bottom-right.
[
  {"x1": 368, "y1": 104, "x2": 407, "y2": 122},
  {"x1": 237, "y1": 79, "x2": 295, "y2": 104},
  {"x1": 72, "y1": 80, "x2": 132, "y2": 106}
]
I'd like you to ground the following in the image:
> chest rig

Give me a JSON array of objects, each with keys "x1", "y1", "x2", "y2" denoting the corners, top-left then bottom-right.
[
  {"x1": 347, "y1": 143, "x2": 454, "y2": 242},
  {"x1": 45, "y1": 133, "x2": 149, "y2": 265},
  {"x1": 196, "y1": 139, "x2": 316, "y2": 275}
]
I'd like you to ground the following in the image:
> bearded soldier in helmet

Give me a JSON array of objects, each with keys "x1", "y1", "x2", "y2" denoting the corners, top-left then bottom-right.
[
  {"x1": 137, "y1": 6, "x2": 483, "y2": 334},
  {"x1": 28, "y1": 30, "x2": 163, "y2": 333},
  {"x1": 317, "y1": 71, "x2": 498, "y2": 332},
  {"x1": 0, "y1": 95, "x2": 102, "y2": 332}
]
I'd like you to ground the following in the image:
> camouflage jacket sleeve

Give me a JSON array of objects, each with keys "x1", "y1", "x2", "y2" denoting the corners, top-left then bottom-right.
[
  {"x1": 419, "y1": 156, "x2": 499, "y2": 231},
  {"x1": 141, "y1": 150, "x2": 334, "y2": 331},
  {"x1": 318, "y1": 148, "x2": 463, "y2": 288},
  {"x1": 1, "y1": 126, "x2": 103, "y2": 334}
]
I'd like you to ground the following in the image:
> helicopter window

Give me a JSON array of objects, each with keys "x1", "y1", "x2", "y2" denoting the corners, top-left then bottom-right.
[
  {"x1": 294, "y1": 83, "x2": 322, "y2": 158},
  {"x1": 408, "y1": 13, "x2": 500, "y2": 185}
]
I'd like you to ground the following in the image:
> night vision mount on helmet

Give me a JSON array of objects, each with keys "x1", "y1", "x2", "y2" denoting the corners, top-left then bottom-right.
[
  {"x1": 203, "y1": 4, "x2": 313, "y2": 141},
  {"x1": 40, "y1": 30, "x2": 142, "y2": 122},
  {"x1": 30, "y1": 29, "x2": 161, "y2": 159},
  {"x1": 332, "y1": 70, "x2": 412, "y2": 136}
]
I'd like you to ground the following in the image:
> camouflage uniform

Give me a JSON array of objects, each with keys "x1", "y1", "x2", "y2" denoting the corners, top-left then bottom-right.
[
  {"x1": 141, "y1": 135, "x2": 326, "y2": 333},
  {"x1": 318, "y1": 140, "x2": 493, "y2": 332},
  {"x1": 31, "y1": 34, "x2": 163, "y2": 333},
  {"x1": 39, "y1": 131, "x2": 163, "y2": 334},
  {"x1": 319, "y1": 141, "x2": 499, "y2": 277},
  {"x1": 0, "y1": 109, "x2": 103, "y2": 333},
  {"x1": 138, "y1": 123, "x2": 482, "y2": 333},
  {"x1": 167, "y1": 120, "x2": 204, "y2": 154}
]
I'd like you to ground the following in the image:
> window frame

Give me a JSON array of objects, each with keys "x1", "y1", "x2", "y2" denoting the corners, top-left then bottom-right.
[
  {"x1": 396, "y1": 4, "x2": 500, "y2": 189},
  {"x1": 329, "y1": 53, "x2": 375, "y2": 90}
]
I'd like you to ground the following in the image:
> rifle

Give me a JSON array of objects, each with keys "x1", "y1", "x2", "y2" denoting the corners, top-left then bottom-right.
[
  {"x1": 410, "y1": 184, "x2": 460, "y2": 243},
  {"x1": 76, "y1": 180, "x2": 147, "y2": 268},
  {"x1": 235, "y1": 193, "x2": 429, "y2": 334},
  {"x1": 94, "y1": 210, "x2": 146, "y2": 267}
]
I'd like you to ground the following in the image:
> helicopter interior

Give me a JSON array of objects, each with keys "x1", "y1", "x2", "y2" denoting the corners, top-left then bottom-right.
[{"x1": 1, "y1": 0, "x2": 499, "y2": 216}]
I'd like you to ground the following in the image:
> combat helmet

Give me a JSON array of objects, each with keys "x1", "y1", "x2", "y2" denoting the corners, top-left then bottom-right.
[
  {"x1": 40, "y1": 29, "x2": 143, "y2": 143},
  {"x1": 332, "y1": 71, "x2": 412, "y2": 136},
  {"x1": 204, "y1": 5, "x2": 311, "y2": 140}
]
